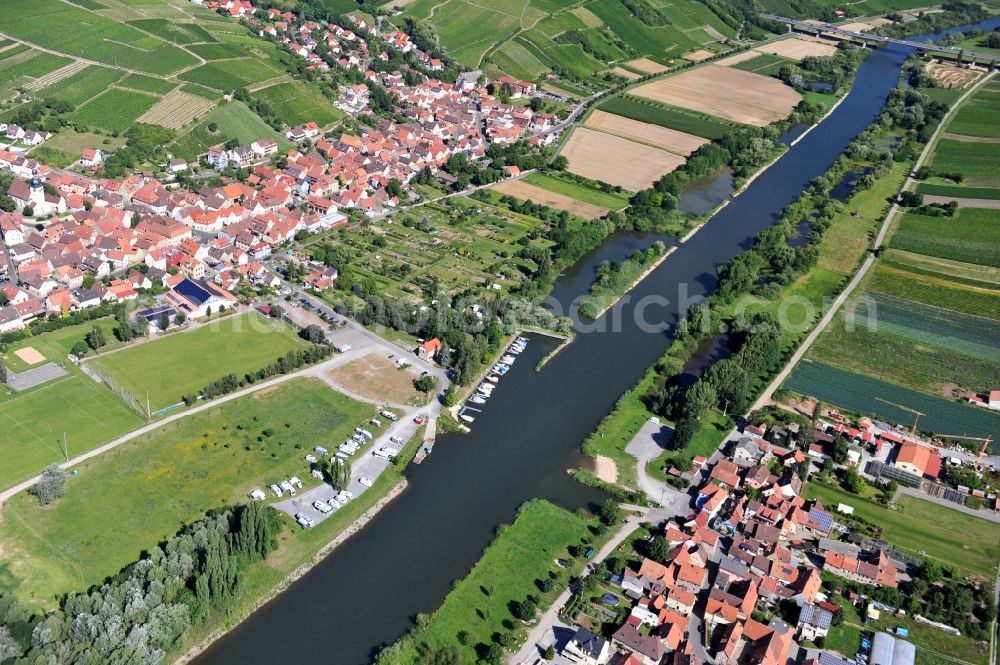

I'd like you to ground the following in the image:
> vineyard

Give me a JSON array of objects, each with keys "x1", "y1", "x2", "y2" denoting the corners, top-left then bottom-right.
[
  {"x1": 784, "y1": 360, "x2": 1000, "y2": 445},
  {"x1": 70, "y1": 88, "x2": 160, "y2": 132}
]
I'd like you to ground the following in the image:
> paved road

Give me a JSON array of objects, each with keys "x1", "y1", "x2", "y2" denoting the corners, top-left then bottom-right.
[
  {"x1": 0, "y1": 316, "x2": 447, "y2": 504},
  {"x1": 511, "y1": 507, "x2": 651, "y2": 665},
  {"x1": 749, "y1": 71, "x2": 996, "y2": 413},
  {"x1": 892, "y1": 486, "x2": 1000, "y2": 524}
]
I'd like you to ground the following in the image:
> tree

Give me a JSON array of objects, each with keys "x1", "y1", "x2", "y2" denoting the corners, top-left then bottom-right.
[
  {"x1": 414, "y1": 374, "x2": 438, "y2": 394},
  {"x1": 551, "y1": 155, "x2": 569, "y2": 170},
  {"x1": 442, "y1": 384, "x2": 460, "y2": 407},
  {"x1": 514, "y1": 596, "x2": 537, "y2": 621},
  {"x1": 648, "y1": 536, "x2": 670, "y2": 564},
  {"x1": 299, "y1": 324, "x2": 326, "y2": 343},
  {"x1": 599, "y1": 498, "x2": 621, "y2": 526},
  {"x1": 133, "y1": 315, "x2": 149, "y2": 337},
  {"x1": 843, "y1": 468, "x2": 865, "y2": 494},
  {"x1": 86, "y1": 325, "x2": 106, "y2": 351},
  {"x1": 0, "y1": 357, "x2": 6, "y2": 385},
  {"x1": 543, "y1": 645, "x2": 556, "y2": 660},
  {"x1": 29, "y1": 465, "x2": 67, "y2": 505},
  {"x1": 329, "y1": 458, "x2": 351, "y2": 491},
  {"x1": 159, "y1": 312, "x2": 171, "y2": 331},
  {"x1": 71, "y1": 340, "x2": 90, "y2": 358}
]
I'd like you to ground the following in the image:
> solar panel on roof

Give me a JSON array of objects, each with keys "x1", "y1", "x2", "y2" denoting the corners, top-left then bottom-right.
[
  {"x1": 174, "y1": 279, "x2": 213, "y2": 306},
  {"x1": 809, "y1": 509, "x2": 834, "y2": 532}
]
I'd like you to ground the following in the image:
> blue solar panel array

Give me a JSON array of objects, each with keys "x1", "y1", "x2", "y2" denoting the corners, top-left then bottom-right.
[
  {"x1": 808, "y1": 508, "x2": 834, "y2": 533},
  {"x1": 173, "y1": 279, "x2": 213, "y2": 306}
]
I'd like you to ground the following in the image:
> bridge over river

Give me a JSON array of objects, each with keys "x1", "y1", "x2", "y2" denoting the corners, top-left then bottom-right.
[{"x1": 762, "y1": 13, "x2": 1000, "y2": 67}]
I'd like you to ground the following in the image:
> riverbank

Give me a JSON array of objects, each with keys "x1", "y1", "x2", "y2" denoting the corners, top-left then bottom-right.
[
  {"x1": 577, "y1": 244, "x2": 673, "y2": 321},
  {"x1": 176, "y1": 478, "x2": 409, "y2": 665}
]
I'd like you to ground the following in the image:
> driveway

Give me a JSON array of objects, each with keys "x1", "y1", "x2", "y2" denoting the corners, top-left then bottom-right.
[{"x1": 625, "y1": 420, "x2": 689, "y2": 510}]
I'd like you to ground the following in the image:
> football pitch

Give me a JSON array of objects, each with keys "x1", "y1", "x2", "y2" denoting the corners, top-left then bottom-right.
[
  {"x1": 0, "y1": 374, "x2": 143, "y2": 489},
  {"x1": 89, "y1": 312, "x2": 306, "y2": 412}
]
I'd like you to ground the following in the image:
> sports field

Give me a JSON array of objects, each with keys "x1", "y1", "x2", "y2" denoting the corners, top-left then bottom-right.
[
  {"x1": 0, "y1": 374, "x2": 144, "y2": 490},
  {"x1": 560, "y1": 127, "x2": 685, "y2": 191},
  {"x1": 0, "y1": 378, "x2": 371, "y2": 606},
  {"x1": 90, "y1": 313, "x2": 306, "y2": 411},
  {"x1": 632, "y1": 65, "x2": 801, "y2": 126}
]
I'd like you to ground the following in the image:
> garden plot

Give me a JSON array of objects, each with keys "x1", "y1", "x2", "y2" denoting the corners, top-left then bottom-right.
[
  {"x1": 585, "y1": 109, "x2": 709, "y2": 155},
  {"x1": 754, "y1": 36, "x2": 837, "y2": 60},
  {"x1": 560, "y1": 127, "x2": 685, "y2": 191},
  {"x1": 137, "y1": 88, "x2": 216, "y2": 129},
  {"x1": 491, "y1": 179, "x2": 611, "y2": 220},
  {"x1": 632, "y1": 65, "x2": 801, "y2": 126}
]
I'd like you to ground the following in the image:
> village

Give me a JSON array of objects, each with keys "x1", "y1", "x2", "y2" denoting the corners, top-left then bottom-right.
[
  {"x1": 522, "y1": 410, "x2": 999, "y2": 665},
  {"x1": 0, "y1": 0, "x2": 566, "y2": 336}
]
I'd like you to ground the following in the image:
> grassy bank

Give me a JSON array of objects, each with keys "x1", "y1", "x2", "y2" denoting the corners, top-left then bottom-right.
[
  {"x1": 375, "y1": 500, "x2": 598, "y2": 665},
  {"x1": 0, "y1": 378, "x2": 373, "y2": 608}
]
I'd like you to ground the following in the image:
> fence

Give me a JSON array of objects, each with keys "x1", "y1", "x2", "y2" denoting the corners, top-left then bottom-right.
[{"x1": 80, "y1": 362, "x2": 149, "y2": 419}]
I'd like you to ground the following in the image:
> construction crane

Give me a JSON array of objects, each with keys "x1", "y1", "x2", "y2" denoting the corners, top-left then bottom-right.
[
  {"x1": 875, "y1": 397, "x2": 926, "y2": 437},
  {"x1": 935, "y1": 433, "x2": 993, "y2": 458}
]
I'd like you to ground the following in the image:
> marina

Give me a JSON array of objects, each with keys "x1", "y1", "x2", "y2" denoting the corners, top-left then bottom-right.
[{"x1": 458, "y1": 337, "x2": 528, "y2": 425}]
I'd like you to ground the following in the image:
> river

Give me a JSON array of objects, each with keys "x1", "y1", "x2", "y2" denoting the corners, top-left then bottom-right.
[{"x1": 195, "y1": 19, "x2": 999, "y2": 665}]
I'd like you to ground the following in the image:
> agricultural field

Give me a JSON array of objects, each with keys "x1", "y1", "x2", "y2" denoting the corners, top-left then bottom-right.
[
  {"x1": 35, "y1": 65, "x2": 123, "y2": 105},
  {"x1": 401, "y1": 0, "x2": 735, "y2": 83},
  {"x1": 90, "y1": 312, "x2": 306, "y2": 412},
  {"x1": 178, "y1": 58, "x2": 285, "y2": 90},
  {"x1": 867, "y1": 263, "x2": 1000, "y2": 321},
  {"x1": 731, "y1": 53, "x2": 793, "y2": 76},
  {"x1": 69, "y1": 88, "x2": 161, "y2": 132},
  {"x1": 378, "y1": 500, "x2": 593, "y2": 665},
  {"x1": 136, "y1": 88, "x2": 217, "y2": 130},
  {"x1": 802, "y1": 482, "x2": 1000, "y2": 580},
  {"x1": 125, "y1": 18, "x2": 216, "y2": 44},
  {"x1": 0, "y1": 378, "x2": 372, "y2": 606},
  {"x1": 930, "y1": 138, "x2": 1000, "y2": 184},
  {"x1": 915, "y1": 183, "x2": 1000, "y2": 200},
  {"x1": 559, "y1": 126, "x2": 685, "y2": 190},
  {"x1": 810, "y1": 294, "x2": 1000, "y2": 395},
  {"x1": 783, "y1": 360, "x2": 1000, "y2": 443},
  {"x1": 168, "y1": 101, "x2": 289, "y2": 160},
  {"x1": 754, "y1": 36, "x2": 837, "y2": 60},
  {"x1": 631, "y1": 65, "x2": 802, "y2": 126},
  {"x1": 597, "y1": 95, "x2": 732, "y2": 139},
  {"x1": 889, "y1": 208, "x2": 1000, "y2": 268},
  {"x1": 521, "y1": 172, "x2": 630, "y2": 209},
  {"x1": 118, "y1": 72, "x2": 178, "y2": 94},
  {"x1": 187, "y1": 42, "x2": 251, "y2": 60},
  {"x1": 0, "y1": 49, "x2": 73, "y2": 92},
  {"x1": 946, "y1": 81, "x2": 1000, "y2": 139},
  {"x1": 0, "y1": 0, "x2": 198, "y2": 75},
  {"x1": 584, "y1": 109, "x2": 708, "y2": 155},
  {"x1": 252, "y1": 81, "x2": 346, "y2": 127},
  {"x1": 491, "y1": 178, "x2": 613, "y2": 220}
]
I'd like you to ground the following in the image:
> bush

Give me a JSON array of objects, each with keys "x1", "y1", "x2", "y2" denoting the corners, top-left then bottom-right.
[{"x1": 28, "y1": 465, "x2": 67, "y2": 505}]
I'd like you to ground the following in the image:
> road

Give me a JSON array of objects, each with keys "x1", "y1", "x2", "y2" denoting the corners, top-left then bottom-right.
[
  {"x1": 749, "y1": 70, "x2": 996, "y2": 413},
  {"x1": 0, "y1": 311, "x2": 448, "y2": 504}
]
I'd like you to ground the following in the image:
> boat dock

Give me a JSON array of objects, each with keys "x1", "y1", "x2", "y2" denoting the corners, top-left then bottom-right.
[{"x1": 413, "y1": 416, "x2": 437, "y2": 464}]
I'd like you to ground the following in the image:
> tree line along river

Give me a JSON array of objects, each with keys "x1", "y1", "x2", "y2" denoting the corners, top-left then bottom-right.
[{"x1": 194, "y1": 19, "x2": 1000, "y2": 665}]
